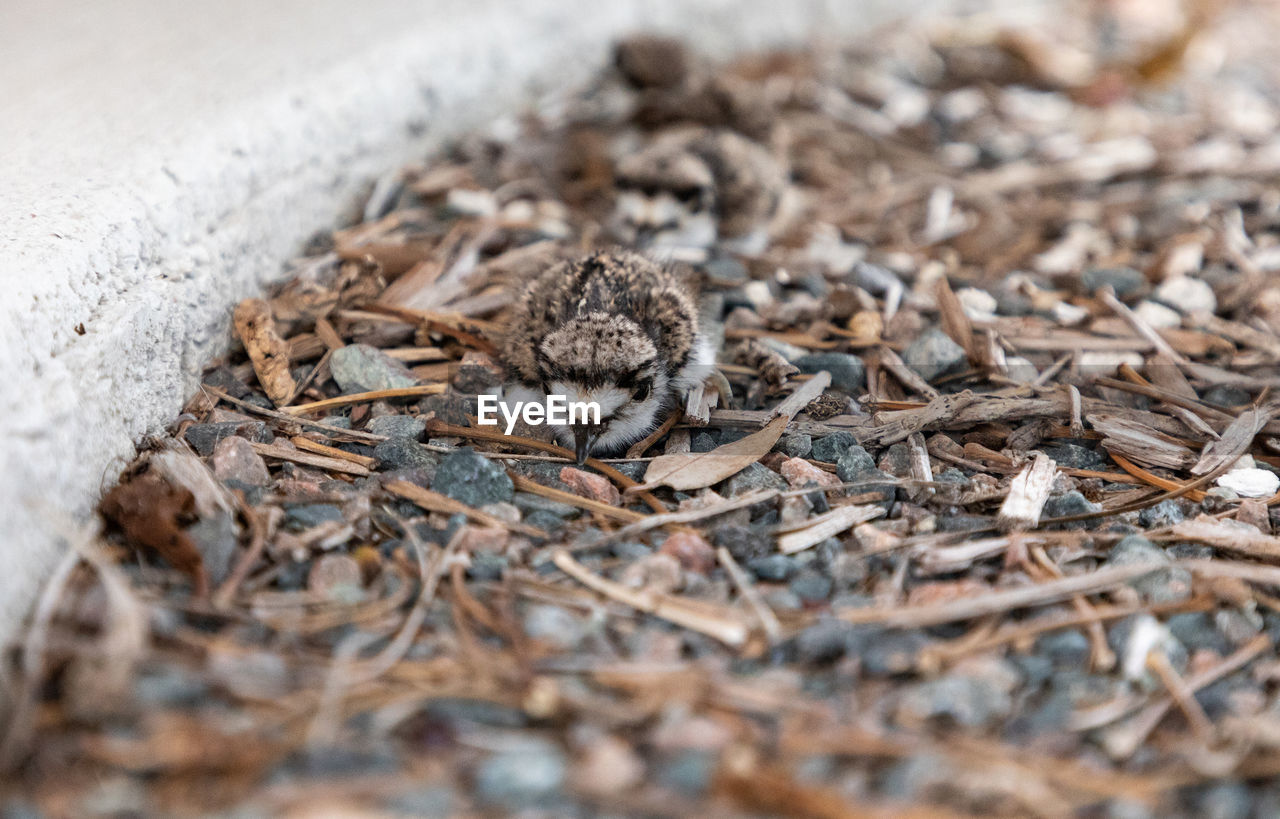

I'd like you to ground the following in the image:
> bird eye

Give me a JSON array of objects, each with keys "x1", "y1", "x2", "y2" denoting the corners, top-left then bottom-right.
[
  {"x1": 631, "y1": 379, "x2": 652, "y2": 401},
  {"x1": 674, "y1": 186, "x2": 702, "y2": 205}
]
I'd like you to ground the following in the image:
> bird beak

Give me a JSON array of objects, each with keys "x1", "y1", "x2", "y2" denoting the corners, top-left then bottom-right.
[{"x1": 572, "y1": 426, "x2": 597, "y2": 465}]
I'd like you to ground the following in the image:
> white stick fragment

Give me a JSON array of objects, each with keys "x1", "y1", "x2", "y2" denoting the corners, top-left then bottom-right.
[
  {"x1": 997, "y1": 453, "x2": 1058, "y2": 532},
  {"x1": 778, "y1": 503, "x2": 885, "y2": 555}
]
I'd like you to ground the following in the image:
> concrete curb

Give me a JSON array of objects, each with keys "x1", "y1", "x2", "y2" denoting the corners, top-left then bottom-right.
[{"x1": 0, "y1": 0, "x2": 928, "y2": 647}]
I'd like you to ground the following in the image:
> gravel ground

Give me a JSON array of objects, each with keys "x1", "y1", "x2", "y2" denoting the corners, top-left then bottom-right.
[{"x1": 8, "y1": 1, "x2": 1280, "y2": 816}]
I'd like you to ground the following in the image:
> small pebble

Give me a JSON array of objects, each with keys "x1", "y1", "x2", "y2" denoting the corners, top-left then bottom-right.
[
  {"x1": 811, "y1": 432, "x2": 856, "y2": 463},
  {"x1": 779, "y1": 457, "x2": 842, "y2": 489},
  {"x1": 329, "y1": 343, "x2": 418, "y2": 393},
  {"x1": 713, "y1": 524, "x2": 771, "y2": 561},
  {"x1": 183, "y1": 421, "x2": 270, "y2": 456},
  {"x1": 284, "y1": 503, "x2": 344, "y2": 529},
  {"x1": 524, "y1": 605, "x2": 585, "y2": 650},
  {"x1": 956, "y1": 286, "x2": 997, "y2": 320},
  {"x1": 308, "y1": 554, "x2": 363, "y2": 599},
  {"x1": 559, "y1": 466, "x2": 621, "y2": 505},
  {"x1": 746, "y1": 554, "x2": 796, "y2": 581},
  {"x1": 1216, "y1": 468, "x2": 1279, "y2": 498},
  {"x1": 1107, "y1": 535, "x2": 1192, "y2": 603},
  {"x1": 902, "y1": 327, "x2": 966, "y2": 382},
  {"x1": 660, "y1": 531, "x2": 716, "y2": 574},
  {"x1": 572, "y1": 733, "x2": 645, "y2": 795},
  {"x1": 211, "y1": 436, "x2": 271, "y2": 486},
  {"x1": 374, "y1": 436, "x2": 438, "y2": 472},
  {"x1": 721, "y1": 462, "x2": 788, "y2": 496},
  {"x1": 1133, "y1": 299, "x2": 1182, "y2": 328},
  {"x1": 1081, "y1": 266, "x2": 1145, "y2": 297},
  {"x1": 432, "y1": 448, "x2": 513, "y2": 506},
  {"x1": 1153, "y1": 275, "x2": 1216, "y2": 314},
  {"x1": 366, "y1": 414, "x2": 426, "y2": 439},
  {"x1": 793, "y1": 352, "x2": 866, "y2": 393},
  {"x1": 474, "y1": 741, "x2": 568, "y2": 809},
  {"x1": 775, "y1": 433, "x2": 813, "y2": 458},
  {"x1": 895, "y1": 673, "x2": 1013, "y2": 729},
  {"x1": 789, "y1": 571, "x2": 832, "y2": 603}
]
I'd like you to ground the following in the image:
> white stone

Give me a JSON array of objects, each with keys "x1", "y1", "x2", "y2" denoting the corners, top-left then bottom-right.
[
  {"x1": 1154, "y1": 276, "x2": 1216, "y2": 314},
  {"x1": 956, "y1": 287, "x2": 997, "y2": 321},
  {"x1": 1003, "y1": 356, "x2": 1039, "y2": 383},
  {"x1": 1078, "y1": 351, "x2": 1145, "y2": 376},
  {"x1": 1216, "y1": 468, "x2": 1280, "y2": 498},
  {"x1": 1132, "y1": 299, "x2": 1182, "y2": 329},
  {"x1": 1053, "y1": 300, "x2": 1090, "y2": 326},
  {"x1": 446, "y1": 187, "x2": 498, "y2": 217}
]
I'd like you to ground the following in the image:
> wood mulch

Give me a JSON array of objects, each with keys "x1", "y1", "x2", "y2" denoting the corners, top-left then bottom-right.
[{"x1": 8, "y1": 2, "x2": 1280, "y2": 815}]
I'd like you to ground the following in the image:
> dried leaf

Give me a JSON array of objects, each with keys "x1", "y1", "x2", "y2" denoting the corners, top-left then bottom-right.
[
  {"x1": 100, "y1": 471, "x2": 207, "y2": 596},
  {"x1": 635, "y1": 372, "x2": 831, "y2": 492}
]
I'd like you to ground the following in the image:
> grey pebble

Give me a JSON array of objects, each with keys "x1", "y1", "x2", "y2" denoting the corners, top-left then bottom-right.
[
  {"x1": 1081, "y1": 266, "x2": 1146, "y2": 298},
  {"x1": 1107, "y1": 534, "x2": 1192, "y2": 603},
  {"x1": 811, "y1": 432, "x2": 856, "y2": 463},
  {"x1": 366, "y1": 414, "x2": 425, "y2": 439},
  {"x1": 902, "y1": 327, "x2": 966, "y2": 382},
  {"x1": 655, "y1": 750, "x2": 716, "y2": 796},
  {"x1": 474, "y1": 742, "x2": 568, "y2": 808},
  {"x1": 896, "y1": 674, "x2": 1013, "y2": 728},
  {"x1": 329, "y1": 343, "x2": 417, "y2": 393},
  {"x1": 183, "y1": 421, "x2": 271, "y2": 456},
  {"x1": 789, "y1": 571, "x2": 832, "y2": 603},
  {"x1": 432, "y1": 447, "x2": 513, "y2": 506},
  {"x1": 374, "y1": 437, "x2": 438, "y2": 472},
  {"x1": 523, "y1": 604, "x2": 585, "y2": 650},
  {"x1": 1043, "y1": 491, "x2": 1100, "y2": 528},
  {"x1": 722, "y1": 462, "x2": 788, "y2": 496},
  {"x1": 747, "y1": 554, "x2": 797, "y2": 582},
  {"x1": 775, "y1": 432, "x2": 812, "y2": 458},
  {"x1": 284, "y1": 503, "x2": 344, "y2": 529},
  {"x1": 793, "y1": 352, "x2": 866, "y2": 393}
]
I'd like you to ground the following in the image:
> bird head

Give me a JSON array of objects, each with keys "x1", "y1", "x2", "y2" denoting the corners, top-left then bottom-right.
[{"x1": 535, "y1": 312, "x2": 670, "y2": 463}]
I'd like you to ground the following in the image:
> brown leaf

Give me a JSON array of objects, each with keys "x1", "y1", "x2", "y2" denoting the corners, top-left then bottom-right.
[
  {"x1": 100, "y1": 471, "x2": 208, "y2": 596},
  {"x1": 635, "y1": 372, "x2": 832, "y2": 492},
  {"x1": 635, "y1": 414, "x2": 792, "y2": 492}
]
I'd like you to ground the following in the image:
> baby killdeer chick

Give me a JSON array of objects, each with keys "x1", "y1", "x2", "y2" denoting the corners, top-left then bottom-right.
[
  {"x1": 611, "y1": 127, "x2": 787, "y2": 258},
  {"x1": 499, "y1": 250, "x2": 717, "y2": 462}
]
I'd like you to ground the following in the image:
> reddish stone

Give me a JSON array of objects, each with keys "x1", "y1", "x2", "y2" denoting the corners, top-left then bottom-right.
[
  {"x1": 659, "y1": 530, "x2": 716, "y2": 574},
  {"x1": 779, "y1": 457, "x2": 842, "y2": 489},
  {"x1": 560, "y1": 467, "x2": 621, "y2": 505}
]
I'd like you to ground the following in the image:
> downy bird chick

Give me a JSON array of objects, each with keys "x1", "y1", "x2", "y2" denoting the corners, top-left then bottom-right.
[
  {"x1": 611, "y1": 127, "x2": 787, "y2": 258},
  {"x1": 499, "y1": 250, "x2": 715, "y2": 462}
]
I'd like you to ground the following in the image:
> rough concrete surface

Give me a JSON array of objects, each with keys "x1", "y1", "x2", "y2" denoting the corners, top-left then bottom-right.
[{"x1": 0, "y1": 0, "x2": 933, "y2": 649}]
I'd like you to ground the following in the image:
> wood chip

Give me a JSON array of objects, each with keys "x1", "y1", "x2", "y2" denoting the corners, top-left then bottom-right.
[
  {"x1": 997, "y1": 453, "x2": 1057, "y2": 532},
  {"x1": 778, "y1": 503, "x2": 886, "y2": 554},
  {"x1": 233, "y1": 299, "x2": 297, "y2": 406}
]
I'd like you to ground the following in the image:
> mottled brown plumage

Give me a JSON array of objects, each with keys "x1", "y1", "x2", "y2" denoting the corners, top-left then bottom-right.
[
  {"x1": 612, "y1": 127, "x2": 787, "y2": 251},
  {"x1": 500, "y1": 250, "x2": 712, "y2": 459},
  {"x1": 502, "y1": 249, "x2": 699, "y2": 386}
]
